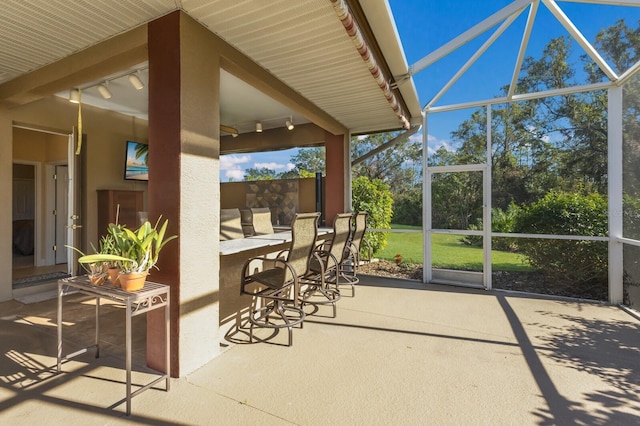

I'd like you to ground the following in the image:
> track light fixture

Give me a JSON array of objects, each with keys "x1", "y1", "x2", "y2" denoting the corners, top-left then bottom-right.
[
  {"x1": 97, "y1": 81, "x2": 112, "y2": 99},
  {"x1": 69, "y1": 88, "x2": 81, "y2": 103},
  {"x1": 286, "y1": 116, "x2": 294, "y2": 130},
  {"x1": 256, "y1": 122, "x2": 263, "y2": 133},
  {"x1": 128, "y1": 72, "x2": 144, "y2": 90}
]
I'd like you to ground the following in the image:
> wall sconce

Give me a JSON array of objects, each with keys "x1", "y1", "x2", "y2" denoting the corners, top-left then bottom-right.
[
  {"x1": 69, "y1": 88, "x2": 81, "y2": 103},
  {"x1": 286, "y1": 116, "x2": 294, "y2": 130},
  {"x1": 97, "y1": 81, "x2": 112, "y2": 99},
  {"x1": 256, "y1": 122, "x2": 263, "y2": 133},
  {"x1": 128, "y1": 72, "x2": 144, "y2": 90}
]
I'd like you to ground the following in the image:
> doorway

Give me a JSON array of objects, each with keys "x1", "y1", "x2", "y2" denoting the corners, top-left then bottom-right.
[
  {"x1": 425, "y1": 165, "x2": 491, "y2": 289},
  {"x1": 11, "y1": 127, "x2": 72, "y2": 288},
  {"x1": 12, "y1": 163, "x2": 36, "y2": 271}
]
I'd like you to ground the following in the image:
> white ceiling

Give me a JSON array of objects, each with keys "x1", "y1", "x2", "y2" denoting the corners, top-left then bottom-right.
[{"x1": 0, "y1": 0, "x2": 421, "y2": 135}]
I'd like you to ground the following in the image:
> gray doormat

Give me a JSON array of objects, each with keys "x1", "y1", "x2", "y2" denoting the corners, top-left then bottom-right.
[{"x1": 12, "y1": 271, "x2": 70, "y2": 288}]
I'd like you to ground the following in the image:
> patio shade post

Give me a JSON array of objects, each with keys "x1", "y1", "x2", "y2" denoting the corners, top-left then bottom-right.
[{"x1": 148, "y1": 11, "x2": 222, "y2": 377}]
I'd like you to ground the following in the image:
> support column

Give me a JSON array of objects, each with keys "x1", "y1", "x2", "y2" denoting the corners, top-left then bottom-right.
[
  {"x1": 147, "y1": 11, "x2": 221, "y2": 377},
  {"x1": 0, "y1": 110, "x2": 12, "y2": 301},
  {"x1": 608, "y1": 86, "x2": 623, "y2": 304},
  {"x1": 325, "y1": 131, "x2": 347, "y2": 222}
]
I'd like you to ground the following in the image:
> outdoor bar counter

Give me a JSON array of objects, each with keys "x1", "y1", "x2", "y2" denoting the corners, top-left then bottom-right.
[{"x1": 218, "y1": 228, "x2": 332, "y2": 343}]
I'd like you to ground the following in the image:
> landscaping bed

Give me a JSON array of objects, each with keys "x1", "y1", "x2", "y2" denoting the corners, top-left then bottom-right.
[{"x1": 357, "y1": 260, "x2": 608, "y2": 301}]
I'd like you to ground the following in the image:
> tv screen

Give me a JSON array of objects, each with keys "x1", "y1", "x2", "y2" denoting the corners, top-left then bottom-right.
[{"x1": 124, "y1": 141, "x2": 149, "y2": 181}]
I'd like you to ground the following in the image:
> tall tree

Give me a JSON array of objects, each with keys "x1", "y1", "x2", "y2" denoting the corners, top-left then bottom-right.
[
  {"x1": 244, "y1": 167, "x2": 277, "y2": 181},
  {"x1": 290, "y1": 148, "x2": 325, "y2": 175}
]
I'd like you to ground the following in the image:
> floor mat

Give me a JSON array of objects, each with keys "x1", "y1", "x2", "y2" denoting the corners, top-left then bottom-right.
[{"x1": 12, "y1": 271, "x2": 70, "y2": 287}]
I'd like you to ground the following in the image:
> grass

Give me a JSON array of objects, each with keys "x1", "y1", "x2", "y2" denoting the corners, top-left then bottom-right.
[{"x1": 374, "y1": 225, "x2": 532, "y2": 272}]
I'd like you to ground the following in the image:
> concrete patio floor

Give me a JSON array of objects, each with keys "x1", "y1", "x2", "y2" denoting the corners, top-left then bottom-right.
[{"x1": 0, "y1": 275, "x2": 638, "y2": 425}]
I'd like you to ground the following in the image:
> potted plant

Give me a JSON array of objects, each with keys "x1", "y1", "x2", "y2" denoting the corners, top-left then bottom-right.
[
  {"x1": 67, "y1": 233, "x2": 119, "y2": 286},
  {"x1": 78, "y1": 217, "x2": 177, "y2": 291}
]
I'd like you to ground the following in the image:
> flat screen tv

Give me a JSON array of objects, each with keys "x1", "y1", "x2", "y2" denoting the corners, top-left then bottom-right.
[{"x1": 124, "y1": 141, "x2": 149, "y2": 181}]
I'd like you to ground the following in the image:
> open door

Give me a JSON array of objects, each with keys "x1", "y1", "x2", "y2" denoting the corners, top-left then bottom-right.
[{"x1": 66, "y1": 131, "x2": 82, "y2": 276}]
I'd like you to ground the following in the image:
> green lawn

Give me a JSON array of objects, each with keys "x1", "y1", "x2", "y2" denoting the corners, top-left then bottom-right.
[{"x1": 374, "y1": 225, "x2": 532, "y2": 272}]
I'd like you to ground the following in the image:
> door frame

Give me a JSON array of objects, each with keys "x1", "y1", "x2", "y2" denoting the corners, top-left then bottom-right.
[
  {"x1": 423, "y1": 106, "x2": 493, "y2": 290},
  {"x1": 424, "y1": 165, "x2": 491, "y2": 289},
  {"x1": 12, "y1": 124, "x2": 74, "y2": 269}
]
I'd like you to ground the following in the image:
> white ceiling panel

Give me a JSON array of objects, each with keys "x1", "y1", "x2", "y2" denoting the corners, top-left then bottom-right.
[{"x1": 1, "y1": 0, "x2": 420, "y2": 135}]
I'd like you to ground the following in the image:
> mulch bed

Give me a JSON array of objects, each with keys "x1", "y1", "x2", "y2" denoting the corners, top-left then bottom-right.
[{"x1": 356, "y1": 260, "x2": 608, "y2": 301}]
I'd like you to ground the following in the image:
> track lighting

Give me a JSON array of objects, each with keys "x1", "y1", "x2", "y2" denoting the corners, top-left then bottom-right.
[
  {"x1": 69, "y1": 88, "x2": 81, "y2": 103},
  {"x1": 97, "y1": 81, "x2": 112, "y2": 99},
  {"x1": 128, "y1": 72, "x2": 144, "y2": 90},
  {"x1": 286, "y1": 116, "x2": 294, "y2": 130},
  {"x1": 256, "y1": 122, "x2": 263, "y2": 133}
]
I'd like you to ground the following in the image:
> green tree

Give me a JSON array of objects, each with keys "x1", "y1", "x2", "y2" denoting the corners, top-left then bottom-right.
[
  {"x1": 244, "y1": 167, "x2": 277, "y2": 181},
  {"x1": 351, "y1": 132, "x2": 422, "y2": 195},
  {"x1": 290, "y1": 148, "x2": 325, "y2": 175},
  {"x1": 392, "y1": 186, "x2": 422, "y2": 226}
]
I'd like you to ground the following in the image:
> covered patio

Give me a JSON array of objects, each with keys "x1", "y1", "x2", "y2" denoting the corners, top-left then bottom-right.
[
  {"x1": 1, "y1": 275, "x2": 638, "y2": 424},
  {"x1": 1, "y1": 1, "x2": 640, "y2": 422}
]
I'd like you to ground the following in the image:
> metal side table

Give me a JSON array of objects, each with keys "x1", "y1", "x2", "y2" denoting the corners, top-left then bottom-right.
[{"x1": 57, "y1": 276, "x2": 170, "y2": 416}]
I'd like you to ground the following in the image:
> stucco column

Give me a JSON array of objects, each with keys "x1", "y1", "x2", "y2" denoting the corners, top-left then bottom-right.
[
  {"x1": 0, "y1": 110, "x2": 12, "y2": 301},
  {"x1": 325, "y1": 132, "x2": 347, "y2": 223},
  {"x1": 147, "y1": 11, "x2": 221, "y2": 377}
]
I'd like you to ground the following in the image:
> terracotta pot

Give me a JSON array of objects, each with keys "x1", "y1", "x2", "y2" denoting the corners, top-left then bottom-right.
[
  {"x1": 107, "y1": 267, "x2": 121, "y2": 286},
  {"x1": 118, "y1": 271, "x2": 148, "y2": 292}
]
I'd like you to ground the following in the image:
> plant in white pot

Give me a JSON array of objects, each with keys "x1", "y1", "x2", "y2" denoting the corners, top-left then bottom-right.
[{"x1": 78, "y1": 217, "x2": 177, "y2": 291}]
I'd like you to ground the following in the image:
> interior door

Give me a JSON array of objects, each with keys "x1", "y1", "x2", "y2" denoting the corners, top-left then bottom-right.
[{"x1": 54, "y1": 165, "x2": 69, "y2": 264}]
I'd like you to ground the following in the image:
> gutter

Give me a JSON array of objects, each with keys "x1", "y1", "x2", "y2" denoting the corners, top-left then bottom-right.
[{"x1": 330, "y1": 0, "x2": 411, "y2": 130}]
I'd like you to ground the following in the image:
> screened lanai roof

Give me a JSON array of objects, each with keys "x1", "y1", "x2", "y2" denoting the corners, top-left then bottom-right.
[
  {"x1": 396, "y1": 0, "x2": 640, "y2": 111},
  {"x1": 0, "y1": 0, "x2": 422, "y2": 135}
]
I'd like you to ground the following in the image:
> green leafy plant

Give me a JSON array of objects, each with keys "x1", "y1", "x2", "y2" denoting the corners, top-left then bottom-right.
[
  {"x1": 67, "y1": 233, "x2": 122, "y2": 282},
  {"x1": 514, "y1": 191, "x2": 608, "y2": 300},
  {"x1": 352, "y1": 176, "x2": 393, "y2": 255},
  {"x1": 77, "y1": 217, "x2": 177, "y2": 275},
  {"x1": 464, "y1": 202, "x2": 521, "y2": 251}
]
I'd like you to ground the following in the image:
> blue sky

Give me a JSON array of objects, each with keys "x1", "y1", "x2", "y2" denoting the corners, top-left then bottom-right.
[{"x1": 220, "y1": 1, "x2": 640, "y2": 181}]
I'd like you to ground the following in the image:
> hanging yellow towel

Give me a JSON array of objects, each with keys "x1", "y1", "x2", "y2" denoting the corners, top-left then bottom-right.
[{"x1": 75, "y1": 89, "x2": 83, "y2": 155}]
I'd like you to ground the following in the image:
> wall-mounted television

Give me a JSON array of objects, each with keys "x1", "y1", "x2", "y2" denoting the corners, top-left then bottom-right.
[{"x1": 124, "y1": 141, "x2": 149, "y2": 181}]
